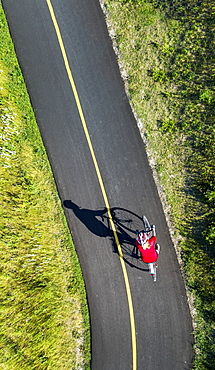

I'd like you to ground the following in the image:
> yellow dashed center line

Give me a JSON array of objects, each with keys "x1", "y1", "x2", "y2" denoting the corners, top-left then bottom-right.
[{"x1": 46, "y1": 1, "x2": 137, "y2": 368}]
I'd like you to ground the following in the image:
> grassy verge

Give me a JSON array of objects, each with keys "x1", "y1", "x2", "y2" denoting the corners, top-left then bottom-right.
[
  {"x1": 0, "y1": 3, "x2": 90, "y2": 369},
  {"x1": 101, "y1": 0, "x2": 215, "y2": 368}
]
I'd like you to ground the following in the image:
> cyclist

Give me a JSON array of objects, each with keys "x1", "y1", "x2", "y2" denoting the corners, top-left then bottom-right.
[{"x1": 135, "y1": 225, "x2": 160, "y2": 265}]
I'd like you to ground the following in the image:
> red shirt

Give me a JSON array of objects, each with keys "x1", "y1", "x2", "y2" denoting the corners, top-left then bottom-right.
[{"x1": 135, "y1": 236, "x2": 158, "y2": 263}]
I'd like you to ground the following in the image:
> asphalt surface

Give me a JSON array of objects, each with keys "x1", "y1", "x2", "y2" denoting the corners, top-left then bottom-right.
[{"x1": 2, "y1": 0, "x2": 194, "y2": 369}]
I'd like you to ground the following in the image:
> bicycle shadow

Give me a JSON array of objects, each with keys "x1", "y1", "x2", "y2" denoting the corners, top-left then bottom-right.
[{"x1": 63, "y1": 200, "x2": 148, "y2": 271}]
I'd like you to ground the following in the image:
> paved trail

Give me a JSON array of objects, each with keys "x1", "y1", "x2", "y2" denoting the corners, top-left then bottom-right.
[{"x1": 2, "y1": 0, "x2": 194, "y2": 369}]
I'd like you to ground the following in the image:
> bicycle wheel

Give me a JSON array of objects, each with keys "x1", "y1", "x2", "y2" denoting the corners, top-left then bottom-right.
[
  {"x1": 152, "y1": 263, "x2": 157, "y2": 282},
  {"x1": 148, "y1": 262, "x2": 157, "y2": 282},
  {"x1": 142, "y1": 215, "x2": 151, "y2": 232}
]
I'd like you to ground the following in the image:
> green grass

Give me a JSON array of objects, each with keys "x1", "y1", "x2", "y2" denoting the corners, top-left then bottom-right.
[
  {"x1": 0, "y1": 3, "x2": 90, "y2": 369},
  {"x1": 102, "y1": 0, "x2": 215, "y2": 368},
  {"x1": 1, "y1": 0, "x2": 215, "y2": 367}
]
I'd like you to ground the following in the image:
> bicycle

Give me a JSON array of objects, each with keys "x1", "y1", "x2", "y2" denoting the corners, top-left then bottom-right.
[{"x1": 135, "y1": 215, "x2": 160, "y2": 282}]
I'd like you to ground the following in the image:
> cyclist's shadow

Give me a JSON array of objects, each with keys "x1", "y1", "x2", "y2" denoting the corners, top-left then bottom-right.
[
  {"x1": 63, "y1": 200, "x2": 148, "y2": 271},
  {"x1": 63, "y1": 200, "x2": 113, "y2": 238}
]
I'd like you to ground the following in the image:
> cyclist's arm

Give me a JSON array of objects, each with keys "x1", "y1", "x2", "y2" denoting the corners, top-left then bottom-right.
[{"x1": 141, "y1": 225, "x2": 156, "y2": 237}]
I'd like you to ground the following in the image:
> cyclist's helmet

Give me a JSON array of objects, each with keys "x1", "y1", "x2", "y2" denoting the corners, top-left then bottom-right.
[{"x1": 139, "y1": 232, "x2": 147, "y2": 244}]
